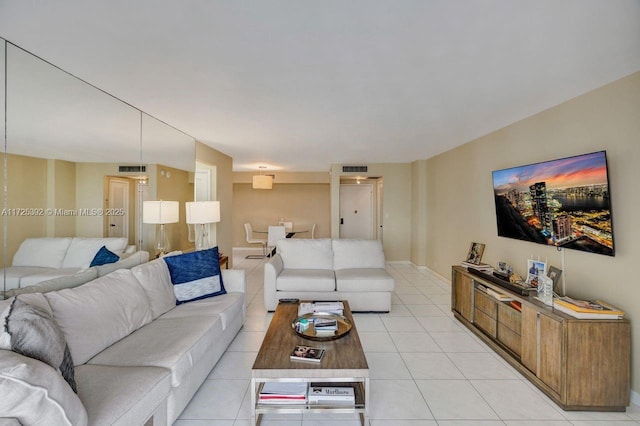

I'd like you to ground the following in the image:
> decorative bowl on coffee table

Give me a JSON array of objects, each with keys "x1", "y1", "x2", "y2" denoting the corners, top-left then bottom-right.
[{"x1": 292, "y1": 312, "x2": 352, "y2": 341}]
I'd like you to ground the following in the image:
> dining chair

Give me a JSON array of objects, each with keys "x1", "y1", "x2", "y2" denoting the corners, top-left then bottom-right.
[
  {"x1": 311, "y1": 223, "x2": 317, "y2": 239},
  {"x1": 278, "y1": 221, "x2": 293, "y2": 232},
  {"x1": 244, "y1": 222, "x2": 267, "y2": 259},
  {"x1": 267, "y1": 225, "x2": 287, "y2": 257}
]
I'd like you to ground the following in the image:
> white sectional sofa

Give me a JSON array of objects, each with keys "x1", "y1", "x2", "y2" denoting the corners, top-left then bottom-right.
[
  {"x1": 2, "y1": 237, "x2": 149, "y2": 292},
  {"x1": 0, "y1": 255, "x2": 246, "y2": 425},
  {"x1": 264, "y1": 238, "x2": 395, "y2": 312}
]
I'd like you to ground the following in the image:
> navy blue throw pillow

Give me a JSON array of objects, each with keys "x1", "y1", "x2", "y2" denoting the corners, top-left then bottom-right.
[
  {"x1": 163, "y1": 247, "x2": 226, "y2": 304},
  {"x1": 89, "y1": 245, "x2": 120, "y2": 267}
]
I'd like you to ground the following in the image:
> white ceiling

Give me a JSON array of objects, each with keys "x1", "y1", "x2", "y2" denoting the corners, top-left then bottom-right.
[{"x1": 1, "y1": 0, "x2": 639, "y2": 172}]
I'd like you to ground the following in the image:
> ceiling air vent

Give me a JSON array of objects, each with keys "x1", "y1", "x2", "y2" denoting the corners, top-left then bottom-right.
[
  {"x1": 342, "y1": 165, "x2": 368, "y2": 173},
  {"x1": 118, "y1": 165, "x2": 146, "y2": 173}
]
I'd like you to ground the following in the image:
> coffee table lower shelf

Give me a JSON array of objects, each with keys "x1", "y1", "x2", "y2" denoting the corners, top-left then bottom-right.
[{"x1": 250, "y1": 377, "x2": 369, "y2": 426}]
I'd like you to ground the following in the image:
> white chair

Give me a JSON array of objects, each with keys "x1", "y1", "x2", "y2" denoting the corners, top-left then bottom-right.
[
  {"x1": 311, "y1": 223, "x2": 317, "y2": 239},
  {"x1": 267, "y1": 225, "x2": 286, "y2": 257},
  {"x1": 278, "y1": 221, "x2": 293, "y2": 232},
  {"x1": 244, "y1": 223, "x2": 267, "y2": 259}
]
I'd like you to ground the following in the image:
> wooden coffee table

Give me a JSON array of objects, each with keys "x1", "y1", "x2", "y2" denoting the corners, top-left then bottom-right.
[{"x1": 251, "y1": 300, "x2": 369, "y2": 425}]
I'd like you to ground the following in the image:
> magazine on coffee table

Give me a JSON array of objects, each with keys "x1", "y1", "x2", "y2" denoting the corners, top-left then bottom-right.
[{"x1": 290, "y1": 345, "x2": 325, "y2": 362}]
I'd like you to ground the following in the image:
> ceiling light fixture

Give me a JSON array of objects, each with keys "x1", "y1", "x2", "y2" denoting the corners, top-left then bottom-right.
[{"x1": 252, "y1": 166, "x2": 273, "y2": 189}]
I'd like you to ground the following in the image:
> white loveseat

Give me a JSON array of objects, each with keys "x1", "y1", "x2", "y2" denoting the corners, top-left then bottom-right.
[
  {"x1": 0, "y1": 255, "x2": 246, "y2": 425},
  {"x1": 2, "y1": 237, "x2": 149, "y2": 292},
  {"x1": 264, "y1": 238, "x2": 395, "y2": 312}
]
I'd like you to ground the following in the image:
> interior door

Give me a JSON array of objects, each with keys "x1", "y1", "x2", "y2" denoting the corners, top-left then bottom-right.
[
  {"x1": 339, "y1": 184, "x2": 373, "y2": 239},
  {"x1": 107, "y1": 177, "x2": 129, "y2": 238}
]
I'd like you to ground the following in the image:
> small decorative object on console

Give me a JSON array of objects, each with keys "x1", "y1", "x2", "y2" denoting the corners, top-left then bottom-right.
[{"x1": 537, "y1": 274, "x2": 554, "y2": 306}]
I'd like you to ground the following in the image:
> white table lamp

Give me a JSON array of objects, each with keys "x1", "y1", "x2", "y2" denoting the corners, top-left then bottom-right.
[
  {"x1": 186, "y1": 201, "x2": 221, "y2": 251},
  {"x1": 143, "y1": 200, "x2": 179, "y2": 255}
]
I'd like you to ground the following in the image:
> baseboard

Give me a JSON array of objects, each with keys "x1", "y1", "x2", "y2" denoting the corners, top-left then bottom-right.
[{"x1": 386, "y1": 260, "x2": 411, "y2": 265}]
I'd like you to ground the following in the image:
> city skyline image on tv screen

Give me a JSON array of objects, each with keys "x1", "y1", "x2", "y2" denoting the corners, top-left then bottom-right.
[{"x1": 492, "y1": 151, "x2": 614, "y2": 256}]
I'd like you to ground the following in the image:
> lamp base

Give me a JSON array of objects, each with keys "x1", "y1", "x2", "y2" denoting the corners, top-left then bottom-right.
[{"x1": 155, "y1": 224, "x2": 171, "y2": 256}]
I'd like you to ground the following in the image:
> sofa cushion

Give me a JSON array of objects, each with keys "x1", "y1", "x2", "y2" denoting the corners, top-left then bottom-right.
[
  {"x1": 2, "y1": 266, "x2": 53, "y2": 291},
  {"x1": 164, "y1": 247, "x2": 226, "y2": 304},
  {"x1": 0, "y1": 298, "x2": 77, "y2": 393},
  {"x1": 332, "y1": 239, "x2": 387, "y2": 270},
  {"x1": 276, "y1": 269, "x2": 336, "y2": 291},
  {"x1": 3, "y1": 268, "x2": 99, "y2": 298},
  {"x1": 158, "y1": 292, "x2": 244, "y2": 330},
  {"x1": 277, "y1": 238, "x2": 333, "y2": 270},
  {"x1": 87, "y1": 315, "x2": 224, "y2": 387},
  {"x1": 62, "y1": 237, "x2": 128, "y2": 269},
  {"x1": 335, "y1": 268, "x2": 395, "y2": 292},
  {"x1": 45, "y1": 269, "x2": 153, "y2": 365},
  {"x1": 131, "y1": 258, "x2": 177, "y2": 319},
  {"x1": 96, "y1": 250, "x2": 149, "y2": 277},
  {"x1": 18, "y1": 267, "x2": 84, "y2": 289},
  {"x1": 0, "y1": 349, "x2": 88, "y2": 426},
  {"x1": 90, "y1": 246, "x2": 120, "y2": 267},
  {"x1": 75, "y1": 364, "x2": 170, "y2": 426},
  {"x1": 12, "y1": 237, "x2": 73, "y2": 269}
]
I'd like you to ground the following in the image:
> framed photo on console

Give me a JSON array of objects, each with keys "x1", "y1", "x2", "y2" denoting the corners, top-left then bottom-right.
[
  {"x1": 465, "y1": 242, "x2": 485, "y2": 265},
  {"x1": 526, "y1": 259, "x2": 547, "y2": 287},
  {"x1": 547, "y1": 266, "x2": 563, "y2": 294}
]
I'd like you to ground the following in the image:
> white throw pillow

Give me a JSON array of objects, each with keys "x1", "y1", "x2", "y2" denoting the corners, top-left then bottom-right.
[{"x1": 12, "y1": 238, "x2": 73, "y2": 269}]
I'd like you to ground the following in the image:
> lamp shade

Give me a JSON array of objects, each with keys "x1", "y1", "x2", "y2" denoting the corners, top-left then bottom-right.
[
  {"x1": 143, "y1": 200, "x2": 179, "y2": 224},
  {"x1": 186, "y1": 201, "x2": 220, "y2": 224},
  {"x1": 252, "y1": 175, "x2": 273, "y2": 189}
]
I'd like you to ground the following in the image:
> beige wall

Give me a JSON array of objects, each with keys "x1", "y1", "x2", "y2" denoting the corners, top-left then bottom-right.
[
  {"x1": 232, "y1": 182, "x2": 331, "y2": 247},
  {"x1": 196, "y1": 141, "x2": 234, "y2": 262},
  {"x1": 419, "y1": 72, "x2": 640, "y2": 393},
  {"x1": 1, "y1": 154, "x2": 48, "y2": 264},
  {"x1": 411, "y1": 160, "x2": 428, "y2": 265},
  {"x1": 49, "y1": 159, "x2": 76, "y2": 237},
  {"x1": 76, "y1": 162, "x2": 121, "y2": 238},
  {"x1": 330, "y1": 163, "x2": 412, "y2": 262},
  {"x1": 156, "y1": 164, "x2": 193, "y2": 253}
]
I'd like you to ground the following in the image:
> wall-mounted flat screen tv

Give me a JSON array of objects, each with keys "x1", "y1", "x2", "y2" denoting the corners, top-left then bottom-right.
[{"x1": 492, "y1": 151, "x2": 614, "y2": 256}]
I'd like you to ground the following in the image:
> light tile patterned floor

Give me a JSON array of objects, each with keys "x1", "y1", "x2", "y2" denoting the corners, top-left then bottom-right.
[{"x1": 174, "y1": 252, "x2": 640, "y2": 426}]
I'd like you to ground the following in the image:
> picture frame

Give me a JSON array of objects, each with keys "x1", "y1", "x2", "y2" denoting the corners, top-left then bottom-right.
[
  {"x1": 465, "y1": 242, "x2": 485, "y2": 265},
  {"x1": 526, "y1": 259, "x2": 547, "y2": 286},
  {"x1": 547, "y1": 266, "x2": 563, "y2": 294}
]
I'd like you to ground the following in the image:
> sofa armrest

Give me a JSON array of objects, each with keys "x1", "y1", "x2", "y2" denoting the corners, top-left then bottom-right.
[
  {"x1": 221, "y1": 269, "x2": 246, "y2": 294},
  {"x1": 264, "y1": 254, "x2": 283, "y2": 311}
]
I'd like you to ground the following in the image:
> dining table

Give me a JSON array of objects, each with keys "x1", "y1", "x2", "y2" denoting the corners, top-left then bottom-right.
[
  {"x1": 254, "y1": 228, "x2": 308, "y2": 239},
  {"x1": 254, "y1": 227, "x2": 309, "y2": 256}
]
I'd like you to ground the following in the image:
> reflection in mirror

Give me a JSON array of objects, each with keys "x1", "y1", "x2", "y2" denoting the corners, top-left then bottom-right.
[
  {"x1": 1, "y1": 40, "x2": 196, "y2": 295},
  {"x1": 1, "y1": 42, "x2": 142, "y2": 294},
  {"x1": 141, "y1": 113, "x2": 195, "y2": 256},
  {"x1": 1, "y1": 39, "x2": 6, "y2": 295}
]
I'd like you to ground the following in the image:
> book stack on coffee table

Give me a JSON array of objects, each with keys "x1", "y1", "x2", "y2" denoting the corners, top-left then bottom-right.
[
  {"x1": 258, "y1": 382, "x2": 307, "y2": 404},
  {"x1": 308, "y1": 386, "x2": 355, "y2": 405}
]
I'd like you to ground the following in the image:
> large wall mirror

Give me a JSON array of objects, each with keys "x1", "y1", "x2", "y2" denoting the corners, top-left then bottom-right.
[{"x1": 1, "y1": 38, "x2": 195, "y2": 295}]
